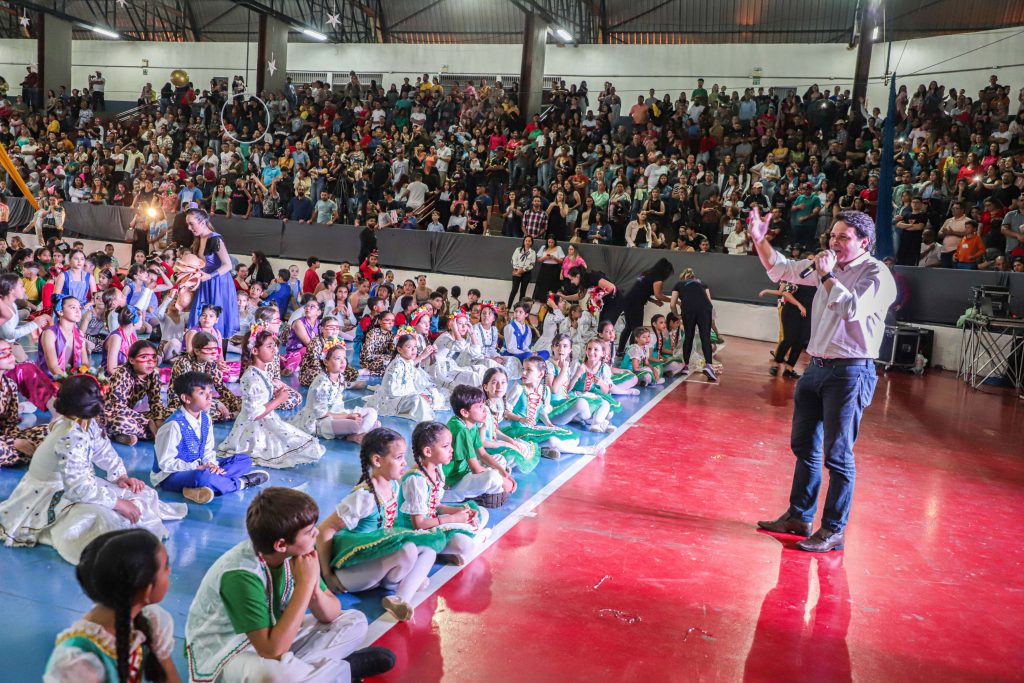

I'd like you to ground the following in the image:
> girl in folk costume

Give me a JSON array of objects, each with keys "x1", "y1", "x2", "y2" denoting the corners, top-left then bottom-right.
[
  {"x1": 359, "y1": 311, "x2": 397, "y2": 377},
  {"x1": 184, "y1": 304, "x2": 224, "y2": 354},
  {"x1": 465, "y1": 301, "x2": 520, "y2": 379},
  {"x1": 397, "y1": 421, "x2": 491, "y2": 565},
  {"x1": 573, "y1": 287, "x2": 605, "y2": 358},
  {"x1": 478, "y1": 368, "x2": 542, "y2": 474},
  {"x1": 620, "y1": 325, "x2": 664, "y2": 387},
  {"x1": 104, "y1": 341, "x2": 172, "y2": 446},
  {"x1": 34, "y1": 293, "x2": 87, "y2": 396},
  {"x1": 323, "y1": 285, "x2": 359, "y2": 341},
  {"x1": 289, "y1": 339, "x2": 379, "y2": 444},
  {"x1": 532, "y1": 295, "x2": 567, "y2": 354},
  {"x1": 281, "y1": 296, "x2": 321, "y2": 376},
  {"x1": 0, "y1": 340, "x2": 49, "y2": 467},
  {"x1": 430, "y1": 312, "x2": 487, "y2": 395},
  {"x1": 651, "y1": 313, "x2": 687, "y2": 376},
  {"x1": 167, "y1": 331, "x2": 242, "y2": 422},
  {"x1": 503, "y1": 301, "x2": 547, "y2": 361},
  {"x1": 597, "y1": 320, "x2": 640, "y2": 395},
  {"x1": 241, "y1": 306, "x2": 302, "y2": 411},
  {"x1": 217, "y1": 327, "x2": 326, "y2": 469},
  {"x1": 407, "y1": 306, "x2": 439, "y2": 368},
  {"x1": 364, "y1": 332, "x2": 446, "y2": 422},
  {"x1": 0, "y1": 375, "x2": 186, "y2": 565},
  {"x1": 103, "y1": 306, "x2": 141, "y2": 376},
  {"x1": 316, "y1": 428, "x2": 444, "y2": 622},
  {"x1": 299, "y1": 316, "x2": 362, "y2": 387},
  {"x1": 43, "y1": 529, "x2": 181, "y2": 682},
  {"x1": 546, "y1": 334, "x2": 615, "y2": 433},
  {"x1": 569, "y1": 338, "x2": 624, "y2": 424}
]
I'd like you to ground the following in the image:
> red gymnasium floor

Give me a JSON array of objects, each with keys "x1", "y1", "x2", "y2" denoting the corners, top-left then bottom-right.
[{"x1": 373, "y1": 338, "x2": 1024, "y2": 682}]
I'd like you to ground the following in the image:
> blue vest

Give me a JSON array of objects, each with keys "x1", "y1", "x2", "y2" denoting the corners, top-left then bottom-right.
[{"x1": 153, "y1": 409, "x2": 210, "y2": 472}]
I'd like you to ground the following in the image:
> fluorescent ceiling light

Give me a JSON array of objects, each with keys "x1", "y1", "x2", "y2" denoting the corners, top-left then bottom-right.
[
  {"x1": 301, "y1": 28, "x2": 327, "y2": 41},
  {"x1": 555, "y1": 28, "x2": 574, "y2": 42},
  {"x1": 89, "y1": 25, "x2": 120, "y2": 39},
  {"x1": 871, "y1": 26, "x2": 879, "y2": 40}
]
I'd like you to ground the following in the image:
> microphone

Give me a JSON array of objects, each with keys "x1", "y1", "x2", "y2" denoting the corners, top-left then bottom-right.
[{"x1": 800, "y1": 250, "x2": 833, "y2": 278}]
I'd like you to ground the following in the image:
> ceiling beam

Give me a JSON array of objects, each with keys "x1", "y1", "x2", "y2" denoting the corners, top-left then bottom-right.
[{"x1": 5, "y1": 0, "x2": 141, "y2": 39}]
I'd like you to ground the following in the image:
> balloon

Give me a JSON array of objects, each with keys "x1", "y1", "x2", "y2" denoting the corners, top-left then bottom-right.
[{"x1": 170, "y1": 69, "x2": 190, "y2": 88}]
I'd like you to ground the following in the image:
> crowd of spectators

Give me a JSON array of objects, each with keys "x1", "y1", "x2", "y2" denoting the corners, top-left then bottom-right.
[{"x1": 0, "y1": 66, "x2": 1022, "y2": 272}]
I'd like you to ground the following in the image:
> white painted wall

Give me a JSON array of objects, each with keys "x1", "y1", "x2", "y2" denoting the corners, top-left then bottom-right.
[{"x1": 0, "y1": 26, "x2": 1019, "y2": 110}]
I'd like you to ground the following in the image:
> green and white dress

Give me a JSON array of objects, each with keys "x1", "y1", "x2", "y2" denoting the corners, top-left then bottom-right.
[
  {"x1": 503, "y1": 384, "x2": 574, "y2": 442},
  {"x1": 570, "y1": 361, "x2": 622, "y2": 411},
  {"x1": 481, "y1": 404, "x2": 541, "y2": 474},
  {"x1": 396, "y1": 468, "x2": 488, "y2": 541},
  {"x1": 329, "y1": 481, "x2": 448, "y2": 569},
  {"x1": 619, "y1": 343, "x2": 657, "y2": 384},
  {"x1": 547, "y1": 360, "x2": 617, "y2": 416}
]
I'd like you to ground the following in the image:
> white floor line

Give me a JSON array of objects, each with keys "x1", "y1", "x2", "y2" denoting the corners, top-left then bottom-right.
[{"x1": 361, "y1": 373, "x2": 688, "y2": 646}]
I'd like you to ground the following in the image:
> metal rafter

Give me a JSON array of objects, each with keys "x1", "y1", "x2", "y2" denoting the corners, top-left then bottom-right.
[{"x1": 509, "y1": 0, "x2": 596, "y2": 43}]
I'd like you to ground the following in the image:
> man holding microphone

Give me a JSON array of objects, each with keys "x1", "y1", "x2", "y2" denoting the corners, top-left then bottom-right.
[{"x1": 749, "y1": 207, "x2": 896, "y2": 552}]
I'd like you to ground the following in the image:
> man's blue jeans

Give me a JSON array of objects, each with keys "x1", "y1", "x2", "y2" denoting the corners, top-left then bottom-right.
[{"x1": 788, "y1": 360, "x2": 877, "y2": 533}]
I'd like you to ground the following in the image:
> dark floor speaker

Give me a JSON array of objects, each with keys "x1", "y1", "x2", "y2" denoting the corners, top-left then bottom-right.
[{"x1": 878, "y1": 325, "x2": 934, "y2": 368}]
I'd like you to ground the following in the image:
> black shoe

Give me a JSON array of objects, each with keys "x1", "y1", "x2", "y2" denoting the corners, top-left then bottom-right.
[
  {"x1": 769, "y1": 366, "x2": 779, "y2": 376},
  {"x1": 347, "y1": 646, "x2": 396, "y2": 682},
  {"x1": 796, "y1": 527, "x2": 845, "y2": 553},
  {"x1": 239, "y1": 470, "x2": 270, "y2": 490},
  {"x1": 783, "y1": 369, "x2": 801, "y2": 379},
  {"x1": 756, "y1": 511, "x2": 812, "y2": 537}
]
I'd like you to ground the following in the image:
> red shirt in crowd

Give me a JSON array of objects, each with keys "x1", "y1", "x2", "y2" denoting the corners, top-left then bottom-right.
[{"x1": 302, "y1": 267, "x2": 320, "y2": 294}]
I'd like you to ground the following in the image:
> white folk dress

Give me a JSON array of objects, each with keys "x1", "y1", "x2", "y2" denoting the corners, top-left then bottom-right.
[
  {"x1": 430, "y1": 333, "x2": 486, "y2": 395},
  {"x1": 0, "y1": 416, "x2": 187, "y2": 565},
  {"x1": 467, "y1": 323, "x2": 521, "y2": 380},
  {"x1": 218, "y1": 365, "x2": 326, "y2": 468},
  {"x1": 288, "y1": 373, "x2": 377, "y2": 439},
  {"x1": 364, "y1": 356, "x2": 445, "y2": 422}
]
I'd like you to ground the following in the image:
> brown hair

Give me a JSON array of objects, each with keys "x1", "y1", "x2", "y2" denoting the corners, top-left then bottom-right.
[{"x1": 246, "y1": 487, "x2": 319, "y2": 554}]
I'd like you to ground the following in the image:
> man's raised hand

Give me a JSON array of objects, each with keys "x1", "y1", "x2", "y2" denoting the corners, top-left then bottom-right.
[{"x1": 747, "y1": 205, "x2": 771, "y2": 244}]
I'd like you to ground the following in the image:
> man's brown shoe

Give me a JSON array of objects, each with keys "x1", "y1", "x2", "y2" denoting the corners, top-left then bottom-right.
[
  {"x1": 796, "y1": 528, "x2": 845, "y2": 553},
  {"x1": 756, "y1": 511, "x2": 812, "y2": 537}
]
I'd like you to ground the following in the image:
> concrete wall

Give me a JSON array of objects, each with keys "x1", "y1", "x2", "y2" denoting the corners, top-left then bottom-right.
[{"x1": 0, "y1": 26, "x2": 1019, "y2": 110}]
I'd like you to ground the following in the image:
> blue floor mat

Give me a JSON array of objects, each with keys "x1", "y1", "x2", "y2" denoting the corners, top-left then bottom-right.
[{"x1": 0, "y1": 355, "x2": 671, "y2": 680}]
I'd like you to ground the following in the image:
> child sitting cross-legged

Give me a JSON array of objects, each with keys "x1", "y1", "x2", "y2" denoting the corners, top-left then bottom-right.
[
  {"x1": 153, "y1": 371, "x2": 270, "y2": 505},
  {"x1": 445, "y1": 384, "x2": 517, "y2": 507},
  {"x1": 289, "y1": 339, "x2": 379, "y2": 444},
  {"x1": 185, "y1": 487, "x2": 395, "y2": 682}
]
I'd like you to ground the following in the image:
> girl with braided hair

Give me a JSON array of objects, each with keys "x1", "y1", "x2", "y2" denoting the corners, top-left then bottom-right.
[
  {"x1": 316, "y1": 427, "x2": 444, "y2": 622},
  {"x1": 397, "y1": 421, "x2": 490, "y2": 565},
  {"x1": 44, "y1": 529, "x2": 179, "y2": 682},
  {"x1": 289, "y1": 340, "x2": 379, "y2": 443},
  {"x1": 546, "y1": 333, "x2": 615, "y2": 433},
  {"x1": 103, "y1": 306, "x2": 141, "y2": 375},
  {"x1": 217, "y1": 327, "x2": 325, "y2": 469}
]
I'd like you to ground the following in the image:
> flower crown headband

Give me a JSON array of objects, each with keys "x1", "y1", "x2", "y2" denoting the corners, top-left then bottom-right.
[
  {"x1": 54, "y1": 366, "x2": 109, "y2": 396},
  {"x1": 479, "y1": 300, "x2": 499, "y2": 313},
  {"x1": 247, "y1": 322, "x2": 269, "y2": 350},
  {"x1": 320, "y1": 336, "x2": 346, "y2": 361},
  {"x1": 394, "y1": 324, "x2": 416, "y2": 342},
  {"x1": 410, "y1": 305, "x2": 433, "y2": 327}
]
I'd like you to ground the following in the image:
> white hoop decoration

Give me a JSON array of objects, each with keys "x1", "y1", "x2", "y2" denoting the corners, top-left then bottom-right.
[{"x1": 219, "y1": 91, "x2": 271, "y2": 145}]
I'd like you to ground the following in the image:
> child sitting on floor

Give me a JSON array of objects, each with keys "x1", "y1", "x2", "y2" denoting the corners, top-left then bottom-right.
[
  {"x1": 218, "y1": 326, "x2": 326, "y2": 469},
  {"x1": 0, "y1": 375, "x2": 186, "y2": 565},
  {"x1": 503, "y1": 301, "x2": 547, "y2": 361},
  {"x1": 153, "y1": 371, "x2": 269, "y2": 504},
  {"x1": 397, "y1": 421, "x2": 490, "y2": 565},
  {"x1": 365, "y1": 330, "x2": 445, "y2": 422},
  {"x1": 186, "y1": 487, "x2": 394, "y2": 682},
  {"x1": 289, "y1": 339, "x2": 378, "y2": 444},
  {"x1": 104, "y1": 340, "x2": 171, "y2": 446},
  {"x1": 168, "y1": 331, "x2": 241, "y2": 422},
  {"x1": 445, "y1": 384, "x2": 517, "y2": 505},
  {"x1": 620, "y1": 325, "x2": 663, "y2": 387},
  {"x1": 547, "y1": 333, "x2": 615, "y2": 432},
  {"x1": 597, "y1": 320, "x2": 640, "y2": 395},
  {"x1": 44, "y1": 529, "x2": 180, "y2": 682},
  {"x1": 0, "y1": 339, "x2": 49, "y2": 467},
  {"x1": 282, "y1": 295, "x2": 321, "y2": 376},
  {"x1": 317, "y1": 428, "x2": 442, "y2": 622}
]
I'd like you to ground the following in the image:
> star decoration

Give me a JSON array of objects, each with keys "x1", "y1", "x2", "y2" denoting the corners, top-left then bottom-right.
[
  {"x1": 326, "y1": 13, "x2": 341, "y2": 29},
  {"x1": 266, "y1": 53, "x2": 277, "y2": 77},
  {"x1": 19, "y1": 14, "x2": 30, "y2": 28}
]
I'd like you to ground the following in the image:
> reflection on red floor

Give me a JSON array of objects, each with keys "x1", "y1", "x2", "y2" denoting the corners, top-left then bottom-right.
[{"x1": 374, "y1": 338, "x2": 1024, "y2": 682}]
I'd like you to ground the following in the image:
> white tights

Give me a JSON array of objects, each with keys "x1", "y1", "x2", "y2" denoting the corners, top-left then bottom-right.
[
  {"x1": 609, "y1": 374, "x2": 639, "y2": 395},
  {"x1": 324, "y1": 407, "x2": 378, "y2": 438},
  {"x1": 550, "y1": 398, "x2": 591, "y2": 426},
  {"x1": 333, "y1": 543, "x2": 435, "y2": 604}
]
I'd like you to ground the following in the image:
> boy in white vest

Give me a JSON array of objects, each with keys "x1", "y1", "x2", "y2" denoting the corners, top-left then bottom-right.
[{"x1": 185, "y1": 487, "x2": 396, "y2": 682}]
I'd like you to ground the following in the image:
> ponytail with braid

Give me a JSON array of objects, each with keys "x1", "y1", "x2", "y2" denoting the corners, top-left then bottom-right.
[
  {"x1": 75, "y1": 529, "x2": 167, "y2": 683},
  {"x1": 411, "y1": 421, "x2": 449, "y2": 488},
  {"x1": 357, "y1": 427, "x2": 405, "y2": 528}
]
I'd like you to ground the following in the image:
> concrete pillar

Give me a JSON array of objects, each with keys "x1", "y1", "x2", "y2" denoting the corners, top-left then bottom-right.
[
  {"x1": 257, "y1": 14, "x2": 288, "y2": 96},
  {"x1": 518, "y1": 12, "x2": 548, "y2": 119},
  {"x1": 37, "y1": 15, "x2": 72, "y2": 110},
  {"x1": 852, "y1": 1, "x2": 879, "y2": 109}
]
